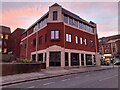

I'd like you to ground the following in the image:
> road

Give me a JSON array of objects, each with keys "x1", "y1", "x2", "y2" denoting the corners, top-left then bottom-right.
[{"x1": 2, "y1": 67, "x2": 119, "y2": 89}]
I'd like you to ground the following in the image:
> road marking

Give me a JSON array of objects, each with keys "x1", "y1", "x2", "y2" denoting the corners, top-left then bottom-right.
[
  {"x1": 28, "y1": 86, "x2": 35, "y2": 88},
  {"x1": 75, "y1": 76, "x2": 80, "y2": 78},
  {"x1": 43, "y1": 82, "x2": 55, "y2": 86},
  {"x1": 99, "y1": 75, "x2": 118, "y2": 82},
  {"x1": 85, "y1": 74, "x2": 90, "y2": 77},
  {"x1": 61, "y1": 78, "x2": 70, "y2": 82}
]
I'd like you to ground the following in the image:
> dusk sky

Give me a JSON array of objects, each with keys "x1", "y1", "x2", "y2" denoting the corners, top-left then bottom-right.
[{"x1": 0, "y1": 1, "x2": 118, "y2": 38}]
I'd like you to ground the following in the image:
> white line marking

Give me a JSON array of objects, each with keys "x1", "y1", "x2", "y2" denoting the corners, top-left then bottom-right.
[
  {"x1": 43, "y1": 82, "x2": 55, "y2": 86},
  {"x1": 99, "y1": 75, "x2": 118, "y2": 82},
  {"x1": 28, "y1": 86, "x2": 35, "y2": 88},
  {"x1": 75, "y1": 76, "x2": 80, "y2": 78},
  {"x1": 61, "y1": 79, "x2": 70, "y2": 82}
]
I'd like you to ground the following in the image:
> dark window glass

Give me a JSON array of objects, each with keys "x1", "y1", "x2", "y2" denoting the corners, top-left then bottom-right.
[
  {"x1": 33, "y1": 39, "x2": 36, "y2": 47},
  {"x1": 38, "y1": 53, "x2": 43, "y2": 62},
  {"x1": 53, "y1": 11, "x2": 57, "y2": 20},
  {"x1": 86, "y1": 54, "x2": 92, "y2": 65},
  {"x1": 45, "y1": 34, "x2": 47, "y2": 42},
  {"x1": 49, "y1": 52, "x2": 61, "y2": 66},
  {"x1": 64, "y1": 15, "x2": 68, "y2": 23},
  {"x1": 32, "y1": 54, "x2": 36, "y2": 62},
  {"x1": 69, "y1": 17, "x2": 73, "y2": 25},
  {"x1": 73, "y1": 19, "x2": 78, "y2": 27},
  {"x1": 39, "y1": 36, "x2": 42, "y2": 44},
  {"x1": 25, "y1": 44, "x2": 26, "y2": 48},
  {"x1": 71, "y1": 53, "x2": 79, "y2": 66}
]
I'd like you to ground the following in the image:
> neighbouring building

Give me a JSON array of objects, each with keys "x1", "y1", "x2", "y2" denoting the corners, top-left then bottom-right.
[
  {"x1": 20, "y1": 3, "x2": 100, "y2": 68},
  {"x1": 99, "y1": 34, "x2": 120, "y2": 58},
  {"x1": 8, "y1": 28, "x2": 25, "y2": 59},
  {"x1": 0, "y1": 25, "x2": 11, "y2": 54}
]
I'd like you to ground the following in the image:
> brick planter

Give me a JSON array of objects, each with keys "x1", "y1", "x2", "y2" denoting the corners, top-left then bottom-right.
[{"x1": 1, "y1": 63, "x2": 46, "y2": 76}]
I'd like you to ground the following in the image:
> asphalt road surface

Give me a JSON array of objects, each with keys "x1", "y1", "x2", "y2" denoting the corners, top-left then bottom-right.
[{"x1": 2, "y1": 67, "x2": 119, "y2": 89}]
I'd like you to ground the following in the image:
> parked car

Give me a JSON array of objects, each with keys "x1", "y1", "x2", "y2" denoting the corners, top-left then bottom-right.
[{"x1": 114, "y1": 58, "x2": 120, "y2": 65}]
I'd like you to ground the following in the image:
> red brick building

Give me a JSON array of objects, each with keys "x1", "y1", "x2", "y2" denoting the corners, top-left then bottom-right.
[
  {"x1": 20, "y1": 3, "x2": 100, "y2": 67},
  {"x1": 0, "y1": 25, "x2": 11, "y2": 54},
  {"x1": 99, "y1": 34, "x2": 120, "y2": 58},
  {"x1": 8, "y1": 28, "x2": 25, "y2": 59}
]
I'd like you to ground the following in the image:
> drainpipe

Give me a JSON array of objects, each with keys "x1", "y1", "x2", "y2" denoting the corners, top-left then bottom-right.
[
  {"x1": 36, "y1": 29, "x2": 38, "y2": 62},
  {"x1": 26, "y1": 32, "x2": 28, "y2": 59}
]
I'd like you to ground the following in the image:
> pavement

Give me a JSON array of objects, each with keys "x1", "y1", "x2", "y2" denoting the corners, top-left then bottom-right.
[
  {"x1": 2, "y1": 67, "x2": 118, "y2": 88},
  {"x1": 1, "y1": 65, "x2": 116, "y2": 86}
]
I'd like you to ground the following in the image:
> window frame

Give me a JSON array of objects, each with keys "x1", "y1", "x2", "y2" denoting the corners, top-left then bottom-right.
[
  {"x1": 53, "y1": 11, "x2": 57, "y2": 20},
  {"x1": 33, "y1": 39, "x2": 36, "y2": 47},
  {"x1": 50, "y1": 30, "x2": 60, "y2": 40},
  {"x1": 66, "y1": 33, "x2": 72, "y2": 42},
  {"x1": 75, "y1": 36, "x2": 78, "y2": 44}
]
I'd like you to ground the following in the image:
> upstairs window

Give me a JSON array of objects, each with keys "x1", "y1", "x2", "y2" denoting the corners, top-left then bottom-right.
[
  {"x1": 64, "y1": 15, "x2": 68, "y2": 23},
  {"x1": 51, "y1": 30, "x2": 59, "y2": 40},
  {"x1": 84, "y1": 39, "x2": 87, "y2": 45},
  {"x1": 73, "y1": 19, "x2": 78, "y2": 27},
  {"x1": 80, "y1": 37, "x2": 83, "y2": 44},
  {"x1": 39, "y1": 36, "x2": 43, "y2": 44},
  {"x1": 75, "y1": 36, "x2": 78, "y2": 44},
  {"x1": 53, "y1": 11, "x2": 57, "y2": 20},
  {"x1": 33, "y1": 39, "x2": 36, "y2": 47},
  {"x1": 69, "y1": 17, "x2": 73, "y2": 25},
  {"x1": 66, "y1": 34, "x2": 72, "y2": 42}
]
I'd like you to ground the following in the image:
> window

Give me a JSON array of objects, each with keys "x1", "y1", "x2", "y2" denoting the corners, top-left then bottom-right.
[
  {"x1": 50, "y1": 52, "x2": 61, "y2": 66},
  {"x1": 25, "y1": 44, "x2": 26, "y2": 48},
  {"x1": 53, "y1": 11, "x2": 57, "y2": 20},
  {"x1": 33, "y1": 39, "x2": 36, "y2": 47},
  {"x1": 5, "y1": 35, "x2": 8, "y2": 39},
  {"x1": 64, "y1": 15, "x2": 68, "y2": 23},
  {"x1": 0, "y1": 48, "x2": 2, "y2": 53},
  {"x1": 69, "y1": 17, "x2": 73, "y2": 25},
  {"x1": 4, "y1": 48, "x2": 7, "y2": 53},
  {"x1": 84, "y1": 39, "x2": 87, "y2": 45},
  {"x1": 73, "y1": 19, "x2": 78, "y2": 27},
  {"x1": 45, "y1": 34, "x2": 47, "y2": 42},
  {"x1": 0, "y1": 34, "x2": 3, "y2": 39},
  {"x1": 66, "y1": 34, "x2": 72, "y2": 42},
  {"x1": 75, "y1": 36, "x2": 78, "y2": 44},
  {"x1": 39, "y1": 36, "x2": 43, "y2": 44},
  {"x1": 34, "y1": 25, "x2": 38, "y2": 32},
  {"x1": 80, "y1": 37, "x2": 83, "y2": 44},
  {"x1": 79, "y1": 22, "x2": 83, "y2": 29},
  {"x1": 90, "y1": 40, "x2": 94, "y2": 47},
  {"x1": 51, "y1": 30, "x2": 59, "y2": 40}
]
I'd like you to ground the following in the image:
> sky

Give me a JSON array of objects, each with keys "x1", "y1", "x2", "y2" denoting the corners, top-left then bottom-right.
[{"x1": 0, "y1": 1, "x2": 118, "y2": 38}]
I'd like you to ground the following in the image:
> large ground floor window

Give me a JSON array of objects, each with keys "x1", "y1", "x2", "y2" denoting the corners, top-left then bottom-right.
[
  {"x1": 32, "y1": 54, "x2": 36, "y2": 62},
  {"x1": 38, "y1": 53, "x2": 43, "y2": 62},
  {"x1": 86, "y1": 54, "x2": 92, "y2": 65},
  {"x1": 49, "y1": 52, "x2": 61, "y2": 66},
  {"x1": 71, "y1": 53, "x2": 79, "y2": 66}
]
